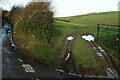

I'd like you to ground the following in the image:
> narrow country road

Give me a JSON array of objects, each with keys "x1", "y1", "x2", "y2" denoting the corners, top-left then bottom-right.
[{"x1": 2, "y1": 21, "x2": 71, "y2": 79}]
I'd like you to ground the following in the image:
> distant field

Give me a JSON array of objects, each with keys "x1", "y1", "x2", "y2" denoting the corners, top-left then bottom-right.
[{"x1": 58, "y1": 11, "x2": 118, "y2": 26}]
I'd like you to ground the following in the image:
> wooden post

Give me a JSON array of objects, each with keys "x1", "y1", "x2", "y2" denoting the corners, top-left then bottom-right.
[
  {"x1": 117, "y1": 26, "x2": 120, "y2": 53},
  {"x1": 97, "y1": 24, "x2": 100, "y2": 41}
]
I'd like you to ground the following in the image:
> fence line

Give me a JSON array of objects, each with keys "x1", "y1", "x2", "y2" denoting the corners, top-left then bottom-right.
[
  {"x1": 97, "y1": 24, "x2": 120, "y2": 41},
  {"x1": 97, "y1": 24, "x2": 120, "y2": 53}
]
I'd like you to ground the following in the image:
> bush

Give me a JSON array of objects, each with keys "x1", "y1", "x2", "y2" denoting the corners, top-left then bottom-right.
[{"x1": 3, "y1": 2, "x2": 54, "y2": 42}]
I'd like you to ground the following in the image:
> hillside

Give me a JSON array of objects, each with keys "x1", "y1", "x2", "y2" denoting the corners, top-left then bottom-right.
[{"x1": 58, "y1": 11, "x2": 118, "y2": 26}]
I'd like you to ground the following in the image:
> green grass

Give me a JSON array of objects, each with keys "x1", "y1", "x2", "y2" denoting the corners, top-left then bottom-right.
[
  {"x1": 54, "y1": 21, "x2": 101, "y2": 68},
  {"x1": 58, "y1": 11, "x2": 118, "y2": 26},
  {"x1": 56, "y1": 11, "x2": 119, "y2": 67},
  {"x1": 73, "y1": 38, "x2": 99, "y2": 68},
  {"x1": 57, "y1": 16, "x2": 77, "y2": 20},
  {"x1": 98, "y1": 27, "x2": 119, "y2": 63},
  {"x1": 12, "y1": 11, "x2": 119, "y2": 69}
]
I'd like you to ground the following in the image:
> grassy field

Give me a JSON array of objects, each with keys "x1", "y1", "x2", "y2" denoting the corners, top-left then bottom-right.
[
  {"x1": 73, "y1": 38, "x2": 99, "y2": 68},
  {"x1": 55, "y1": 11, "x2": 119, "y2": 72},
  {"x1": 58, "y1": 11, "x2": 118, "y2": 26},
  {"x1": 54, "y1": 21, "x2": 101, "y2": 70}
]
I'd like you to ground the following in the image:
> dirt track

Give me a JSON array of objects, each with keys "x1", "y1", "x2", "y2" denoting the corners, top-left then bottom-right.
[{"x1": 55, "y1": 33, "x2": 119, "y2": 78}]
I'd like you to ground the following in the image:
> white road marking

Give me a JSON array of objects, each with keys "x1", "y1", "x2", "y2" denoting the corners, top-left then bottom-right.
[
  {"x1": 18, "y1": 58, "x2": 23, "y2": 62},
  {"x1": 22, "y1": 64, "x2": 35, "y2": 73},
  {"x1": 106, "y1": 68, "x2": 119, "y2": 78}
]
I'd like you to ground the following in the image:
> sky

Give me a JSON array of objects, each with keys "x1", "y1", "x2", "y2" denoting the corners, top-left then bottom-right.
[
  {"x1": 53, "y1": 0, "x2": 120, "y2": 17},
  {"x1": 0, "y1": 0, "x2": 120, "y2": 17}
]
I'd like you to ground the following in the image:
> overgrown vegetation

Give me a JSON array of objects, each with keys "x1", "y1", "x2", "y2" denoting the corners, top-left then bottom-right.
[{"x1": 2, "y1": 2, "x2": 59, "y2": 64}]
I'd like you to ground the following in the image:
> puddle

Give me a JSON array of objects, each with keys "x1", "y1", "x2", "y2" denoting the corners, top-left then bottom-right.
[
  {"x1": 97, "y1": 46, "x2": 107, "y2": 55},
  {"x1": 65, "y1": 53, "x2": 70, "y2": 61},
  {"x1": 18, "y1": 58, "x2": 23, "y2": 62},
  {"x1": 93, "y1": 46, "x2": 103, "y2": 56},
  {"x1": 98, "y1": 46, "x2": 102, "y2": 50},
  {"x1": 96, "y1": 52, "x2": 103, "y2": 57},
  {"x1": 10, "y1": 36, "x2": 17, "y2": 50},
  {"x1": 67, "y1": 36, "x2": 74, "y2": 40},
  {"x1": 69, "y1": 72, "x2": 82, "y2": 77},
  {"x1": 82, "y1": 35, "x2": 95, "y2": 42},
  {"x1": 93, "y1": 47, "x2": 97, "y2": 50},
  {"x1": 93, "y1": 46, "x2": 105, "y2": 59},
  {"x1": 100, "y1": 49, "x2": 104, "y2": 52},
  {"x1": 56, "y1": 69, "x2": 64, "y2": 73}
]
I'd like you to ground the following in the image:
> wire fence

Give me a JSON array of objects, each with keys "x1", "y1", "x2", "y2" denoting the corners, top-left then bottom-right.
[{"x1": 97, "y1": 24, "x2": 120, "y2": 53}]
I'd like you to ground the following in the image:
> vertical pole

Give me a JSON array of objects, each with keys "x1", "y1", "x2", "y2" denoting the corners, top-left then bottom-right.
[
  {"x1": 116, "y1": 25, "x2": 120, "y2": 53},
  {"x1": 97, "y1": 24, "x2": 100, "y2": 41}
]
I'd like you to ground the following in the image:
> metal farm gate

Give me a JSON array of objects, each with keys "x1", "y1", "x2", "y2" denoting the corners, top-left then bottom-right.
[{"x1": 97, "y1": 24, "x2": 120, "y2": 53}]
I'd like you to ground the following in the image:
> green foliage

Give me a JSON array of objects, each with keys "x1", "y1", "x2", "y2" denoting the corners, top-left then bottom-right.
[
  {"x1": 7, "y1": 2, "x2": 54, "y2": 42},
  {"x1": 2, "y1": 2, "x2": 56, "y2": 61},
  {"x1": 73, "y1": 38, "x2": 99, "y2": 68}
]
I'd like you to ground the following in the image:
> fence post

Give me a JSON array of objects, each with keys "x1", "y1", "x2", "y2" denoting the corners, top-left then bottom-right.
[
  {"x1": 117, "y1": 26, "x2": 120, "y2": 53},
  {"x1": 97, "y1": 24, "x2": 100, "y2": 41}
]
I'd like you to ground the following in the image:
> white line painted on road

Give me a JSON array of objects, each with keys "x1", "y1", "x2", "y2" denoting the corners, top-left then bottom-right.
[
  {"x1": 18, "y1": 58, "x2": 23, "y2": 62},
  {"x1": 22, "y1": 64, "x2": 35, "y2": 73},
  {"x1": 106, "y1": 68, "x2": 119, "y2": 78}
]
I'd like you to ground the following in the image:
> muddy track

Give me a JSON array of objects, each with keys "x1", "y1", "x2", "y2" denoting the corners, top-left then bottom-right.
[
  {"x1": 55, "y1": 33, "x2": 119, "y2": 79},
  {"x1": 61, "y1": 37, "x2": 76, "y2": 73},
  {"x1": 92, "y1": 41, "x2": 113, "y2": 68},
  {"x1": 55, "y1": 35, "x2": 76, "y2": 73}
]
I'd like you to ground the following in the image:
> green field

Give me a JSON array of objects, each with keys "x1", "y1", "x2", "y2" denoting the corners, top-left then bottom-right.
[
  {"x1": 54, "y1": 21, "x2": 102, "y2": 71},
  {"x1": 58, "y1": 11, "x2": 118, "y2": 26},
  {"x1": 55, "y1": 11, "x2": 119, "y2": 71}
]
